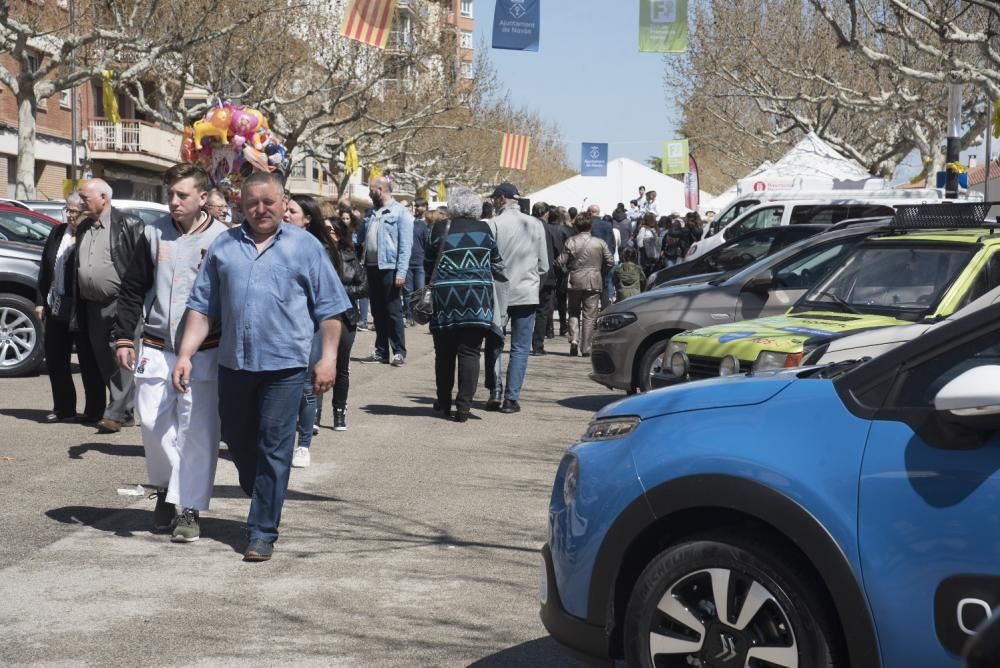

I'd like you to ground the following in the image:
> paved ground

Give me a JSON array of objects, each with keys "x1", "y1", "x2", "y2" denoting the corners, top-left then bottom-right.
[{"x1": 0, "y1": 324, "x2": 622, "y2": 666}]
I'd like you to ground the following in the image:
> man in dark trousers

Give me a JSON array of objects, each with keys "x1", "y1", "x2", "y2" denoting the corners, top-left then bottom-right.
[
  {"x1": 531, "y1": 202, "x2": 557, "y2": 355},
  {"x1": 404, "y1": 198, "x2": 428, "y2": 326},
  {"x1": 75, "y1": 178, "x2": 145, "y2": 433}
]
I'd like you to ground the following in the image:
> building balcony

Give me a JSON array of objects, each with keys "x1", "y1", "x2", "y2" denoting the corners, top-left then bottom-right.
[
  {"x1": 285, "y1": 174, "x2": 339, "y2": 199},
  {"x1": 87, "y1": 118, "x2": 181, "y2": 172}
]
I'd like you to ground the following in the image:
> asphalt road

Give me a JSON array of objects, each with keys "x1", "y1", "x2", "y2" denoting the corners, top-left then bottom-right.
[{"x1": 0, "y1": 325, "x2": 621, "y2": 666}]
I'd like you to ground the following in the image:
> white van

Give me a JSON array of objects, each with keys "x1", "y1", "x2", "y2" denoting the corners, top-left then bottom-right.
[
  {"x1": 686, "y1": 196, "x2": 944, "y2": 261},
  {"x1": 703, "y1": 188, "x2": 954, "y2": 239}
]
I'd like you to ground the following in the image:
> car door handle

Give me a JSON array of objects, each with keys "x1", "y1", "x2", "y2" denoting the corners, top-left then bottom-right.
[{"x1": 711, "y1": 313, "x2": 730, "y2": 321}]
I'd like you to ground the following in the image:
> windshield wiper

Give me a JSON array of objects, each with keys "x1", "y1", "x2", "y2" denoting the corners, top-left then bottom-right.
[{"x1": 816, "y1": 291, "x2": 863, "y2": 315}]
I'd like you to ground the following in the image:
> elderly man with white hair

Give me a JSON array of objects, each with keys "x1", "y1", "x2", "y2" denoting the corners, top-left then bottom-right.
[{"x1": 74, "y1": 178, "x2": 145, "y2": 433}]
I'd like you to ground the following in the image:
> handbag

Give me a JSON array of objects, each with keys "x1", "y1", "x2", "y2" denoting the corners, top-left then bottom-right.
[{"x1": 407, "y1": 220, "x2": 451, "y2": 325}]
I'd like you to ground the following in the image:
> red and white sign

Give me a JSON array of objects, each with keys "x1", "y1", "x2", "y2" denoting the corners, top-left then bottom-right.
[{"x1": 753, "y1": 181, "x2": 767, "y2": 192}]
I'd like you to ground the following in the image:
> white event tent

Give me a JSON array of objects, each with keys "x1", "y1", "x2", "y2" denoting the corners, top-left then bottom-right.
[{"x1": 527, "y1": 157, "x2": 714, "y2": 215}]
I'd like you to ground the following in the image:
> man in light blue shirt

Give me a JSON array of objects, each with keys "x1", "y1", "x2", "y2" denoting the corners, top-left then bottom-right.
[
  {"x1": 172, "y1": 171, "x2": 349, "y2": 562},
  {"x1": 359, "y1": 176, "x2": 413, "y2": 366}
]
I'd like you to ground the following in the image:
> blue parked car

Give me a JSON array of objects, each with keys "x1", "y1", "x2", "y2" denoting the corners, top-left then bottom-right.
[{"x1": 541, "y1": 299, "x2": 1000, "y2": 667}]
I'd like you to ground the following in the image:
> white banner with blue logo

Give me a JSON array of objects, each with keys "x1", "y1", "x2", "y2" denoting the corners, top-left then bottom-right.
[
  {"x1": 581, "y1": 142, "x2": 609, "y2": 177},
  {"x1": 492, "y1": 0, "x2": 540, "y2": 52}
]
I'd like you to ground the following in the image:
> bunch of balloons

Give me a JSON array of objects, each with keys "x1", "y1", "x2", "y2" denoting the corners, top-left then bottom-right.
[{"x1": 181, "y1": 102, "x2": 289, "y2": 187}]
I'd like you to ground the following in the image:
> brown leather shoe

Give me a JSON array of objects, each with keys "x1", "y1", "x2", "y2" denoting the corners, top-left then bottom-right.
[{"x1": 96, "y1": 418, "x2": 123, "y2": 434}]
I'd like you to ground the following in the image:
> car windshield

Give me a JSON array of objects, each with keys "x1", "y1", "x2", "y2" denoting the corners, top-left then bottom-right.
[
  {"x1": 707, "y1": 199, "x2": 759, "y2": 237},
  {"x1": 700, "y1": 232, "x2": 774, "y2": 272},
  {"x1": 799, "y1": 243, "x2": 974, "y2": 321},
  {"x1": 0, "y1": 212, "x2": 52, "y2": 241}
]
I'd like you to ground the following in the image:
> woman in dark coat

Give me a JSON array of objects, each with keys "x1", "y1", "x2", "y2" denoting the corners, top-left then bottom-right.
[
  {"x1": 34, "y1": 192, "x2": 105, "y2": 421},
  {"x1": 425, "y1": 186, "x2": 504, "y2": 423}
]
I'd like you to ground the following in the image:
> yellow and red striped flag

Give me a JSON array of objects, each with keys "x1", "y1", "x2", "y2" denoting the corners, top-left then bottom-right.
[
  {"x1": 500, "y1": 133, "x2": 531, "y2": 171},
  {"x1": 341, "y1": 0, "x2": 397, "y2": 49}
]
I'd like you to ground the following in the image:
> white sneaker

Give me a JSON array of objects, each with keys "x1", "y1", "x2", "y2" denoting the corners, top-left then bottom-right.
[{"x1": 292, "y1": 447, "x2": 311, "y2": 468}]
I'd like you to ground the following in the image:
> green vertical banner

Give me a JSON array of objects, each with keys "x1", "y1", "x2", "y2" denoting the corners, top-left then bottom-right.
[
  {"x1": 640, "y1": 0, "x2": 688, "y2": 53},
  {"x1": 662, "y1": 139, "x2": 689, "y2": 174}
]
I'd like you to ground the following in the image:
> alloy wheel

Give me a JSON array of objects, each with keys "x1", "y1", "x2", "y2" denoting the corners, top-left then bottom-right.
[
  {"x1": 0, "y1": 305, "x2": 35, "y2": 369},
  {"x1": 648, "y1": 567, "x2": 797, "y2": 667}
]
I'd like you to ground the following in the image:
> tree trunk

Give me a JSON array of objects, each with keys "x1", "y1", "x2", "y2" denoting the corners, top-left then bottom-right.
[{"x1": 15, "y1": 93, "x2": 37, "y2": 200}]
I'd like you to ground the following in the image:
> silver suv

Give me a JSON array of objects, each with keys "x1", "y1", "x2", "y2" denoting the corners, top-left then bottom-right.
[{"x1": 589, "y1": 222, "x2": 889, "y2": 392}]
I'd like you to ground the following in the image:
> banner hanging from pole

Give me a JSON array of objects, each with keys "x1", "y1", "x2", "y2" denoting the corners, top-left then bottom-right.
[
  {"x1": 102, "y1": 70, "x2": 120, "y2": 125},
  {"x1": 492, "y1": 0, "x2": 541, "y2": 51},
  {"x1": 640, "y1": 0, "x2": 688, "y2": 53},
  {"x1": 580, "y1": 142, "x2": 609, "y2": 177},
  {"x1": 341, "y1": 0, "x2": 396, "y2": 49},
  {"x1": 684, "y1": 155, "x2": 699, "y2": 210},
  {"x1": 500, "y1": 133, "x2": 531, "y2": 171},
  {"x1": 662, "y1": 139, "x2": 689, "y2": 174}
]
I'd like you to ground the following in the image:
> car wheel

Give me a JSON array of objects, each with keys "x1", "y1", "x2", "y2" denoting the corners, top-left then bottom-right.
[
  {"x1": 635, "y1": 339, "x2": 669, "y2": 393},
  {"x1": 0, "y1": 294, "x2": 44, "y2": 377},
  {"x1": 624, "y1": 531, "x2": 841, "y2": 668}
]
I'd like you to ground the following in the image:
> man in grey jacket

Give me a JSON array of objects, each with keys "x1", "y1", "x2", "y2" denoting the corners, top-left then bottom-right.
[{"x1": 484, "y1": 183, "x2": 548, "y2": 414}]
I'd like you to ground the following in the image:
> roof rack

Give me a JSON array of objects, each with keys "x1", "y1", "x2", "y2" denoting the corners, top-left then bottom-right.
[{"x1": 891, "y1": 202, "x2": 998, "y2": 230}]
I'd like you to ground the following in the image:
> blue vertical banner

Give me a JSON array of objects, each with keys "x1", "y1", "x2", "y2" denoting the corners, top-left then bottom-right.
[
  {"x1": 581, "y1": 142, "x2": 609, "y2": 177},
  {"x1": 492, "y1": 0, "x2": 541, "y2": 52}
]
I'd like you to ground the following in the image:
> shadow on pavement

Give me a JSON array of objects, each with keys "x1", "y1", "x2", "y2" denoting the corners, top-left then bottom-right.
[
  {"x1": 0, "y1": 408, "x2": 55, "y2": 423},
  {"x1": 211, "y1": 484, "x2": 344, "y2": 503},
  {"x1": 557, "y1": 394, "x2": 622, "y2": 412},
  {"x1": 43, "y1": 506, "x2": 247, "y2": 553},
  {"x1": 361, "y1": 403, "x2": 437, "y2": 417},
  {"x1": 68, "y1": 442, "x2": 143, "y2": 459},
  {"x1": 468, "y1": 636, "x2": 587, "y2": 667}
]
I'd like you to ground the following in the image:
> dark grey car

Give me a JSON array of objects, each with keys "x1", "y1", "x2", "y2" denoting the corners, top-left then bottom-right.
[
  {"x1": 589, "y1": 221, "x2": 890, "y2": 392},
  {"x1": 0, "y1": 239, "x2": 44, "y2": 376}
]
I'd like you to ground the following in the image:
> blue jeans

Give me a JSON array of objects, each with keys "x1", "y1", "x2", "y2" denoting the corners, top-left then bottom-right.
[
  {"x1": 297, "y1": 382, "x2": 317, "y2": 449},
  {"x1": 485, "y1": 305, "x2": 536, "y2": 402},
  {"x1": 403, "y1": 265, "x2": 426, "y2": 319},
  {"x1": 218, "y1": 365, "x2": 306, "y2": 544}
]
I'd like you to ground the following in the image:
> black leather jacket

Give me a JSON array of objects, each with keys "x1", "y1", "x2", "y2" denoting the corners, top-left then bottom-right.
[
  {"x1": 72, "y1": 206, "x2": 145, "y2": 300},
  {"x1": 337, "y1": 245, "x2": 368, "y2": 329}
]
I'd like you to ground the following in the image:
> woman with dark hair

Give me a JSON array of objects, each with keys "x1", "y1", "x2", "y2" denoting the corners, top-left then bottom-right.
[
  {"x1": 322, "y1": 216, "x2": 366, "y2": 430},
  {"x1": 339, "y1": 208, "x2": 370, "y2": 331},
  {"x1": 426, "y1": 186, "x2": 504, "y2": 423}
]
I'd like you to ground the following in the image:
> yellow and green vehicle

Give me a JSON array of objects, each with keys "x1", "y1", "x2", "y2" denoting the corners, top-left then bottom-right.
[{"x1": 659, "y1": 207, "x2": 1000, "y2": 384}]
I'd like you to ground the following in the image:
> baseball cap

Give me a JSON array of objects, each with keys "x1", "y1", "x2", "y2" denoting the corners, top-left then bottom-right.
[{"x1": 491, "y1": 182, "x2": 520, "y2": 199}]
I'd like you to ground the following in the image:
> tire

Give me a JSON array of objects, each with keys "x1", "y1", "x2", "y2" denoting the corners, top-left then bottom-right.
[
  {"x1": 634, "y1": 339, "x2": 669, "y2": 393},
  {"x1": 0, "y1": 293, "x2": 44, "y2": 377},
  {"x1": 623, "y1": 530, "x2": 842, "y2": 668}
]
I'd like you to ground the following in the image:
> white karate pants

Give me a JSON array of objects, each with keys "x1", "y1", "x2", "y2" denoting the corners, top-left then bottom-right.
[{"x1": 134, "y1": 345, "x2": 221, "y2": 511}]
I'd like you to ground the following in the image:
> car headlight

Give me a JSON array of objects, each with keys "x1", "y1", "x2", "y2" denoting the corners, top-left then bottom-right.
[
  {"x1": 596, "y1": 312, "x2": 637, "y2": 332},
  {"x1": 581, "y1": 416, "x2": 641, "y2": 442},
  {"x1": 663, "y1": 341, "x2": 688, "y2": 377},
  {"x1": 563, "y1": 457, "x2": 579, "y2": 505},
  {"x1": 719, "y1": 354, "x2": 740, "y2": 377},
  {"x1": 753, "y1": 350, "x2": 805, "y2": 371}
]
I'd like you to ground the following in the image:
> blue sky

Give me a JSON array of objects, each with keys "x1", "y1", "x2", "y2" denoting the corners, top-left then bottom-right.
[{"x1": 473, "y1": 0, "x2": 679, "y2": 171}]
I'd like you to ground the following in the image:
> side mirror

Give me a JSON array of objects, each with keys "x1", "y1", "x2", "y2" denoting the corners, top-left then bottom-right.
[
  {"x1": 964, "y1": 608, "x2": 1000, "y2": 668},
  {"x1": 935, "y1": 366, "x2": 1000, "y2": 430},
  {"x1": 745, "y1": 269, "x2": 774, "y2": 294}
]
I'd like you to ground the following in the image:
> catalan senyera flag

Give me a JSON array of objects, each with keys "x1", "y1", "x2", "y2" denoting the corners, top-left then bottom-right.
[
  {"x1": 341, "y1": 0, "x2": 397, "y2": 49},
  {"x1": 500, "y1": 133, "x2": 531, "y2": 171}
]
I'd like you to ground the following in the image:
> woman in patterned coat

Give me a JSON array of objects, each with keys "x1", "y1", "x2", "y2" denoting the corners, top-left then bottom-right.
[{"x1": 425, "y1": 186, "x2": 505, "y2": 423}]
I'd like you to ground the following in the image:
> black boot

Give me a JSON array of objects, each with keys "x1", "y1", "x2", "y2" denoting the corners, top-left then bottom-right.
[
  {"x1": 485, "y1": 390, "x2": 502, "y2": 411},
  {"x1": 333, "y1": 407, "x2": 347, "y2": 431}
]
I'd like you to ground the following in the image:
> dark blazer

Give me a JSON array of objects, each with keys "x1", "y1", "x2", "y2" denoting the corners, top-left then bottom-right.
[
  {"x1": 73, "y1": 207, "x2": 145, "y2": 287},
  {"x1": 36, "y1": 223, "x2": 77, "y2": 322},
  {"x1": 591, "y1": 217, "x2": 618, "y2": 259}
]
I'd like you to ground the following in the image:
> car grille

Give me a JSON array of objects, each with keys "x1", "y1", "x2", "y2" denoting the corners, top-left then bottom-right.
[
  {"x1": 590, "y1": 351, "x2": 615, "y2": 375},
  {"x1": 687, "y1": 354, "x2": 752, "y2": 379}
]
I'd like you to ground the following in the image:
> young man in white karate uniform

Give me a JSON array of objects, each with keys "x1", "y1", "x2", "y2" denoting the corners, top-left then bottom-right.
[{"x1": 112, "y1": 163, "x2": 229, "y2": 543}]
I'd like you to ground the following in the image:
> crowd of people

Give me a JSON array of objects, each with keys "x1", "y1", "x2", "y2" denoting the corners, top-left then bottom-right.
[{"x1": 32, "y1": 165, "x2": 707, "y2": 562}]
